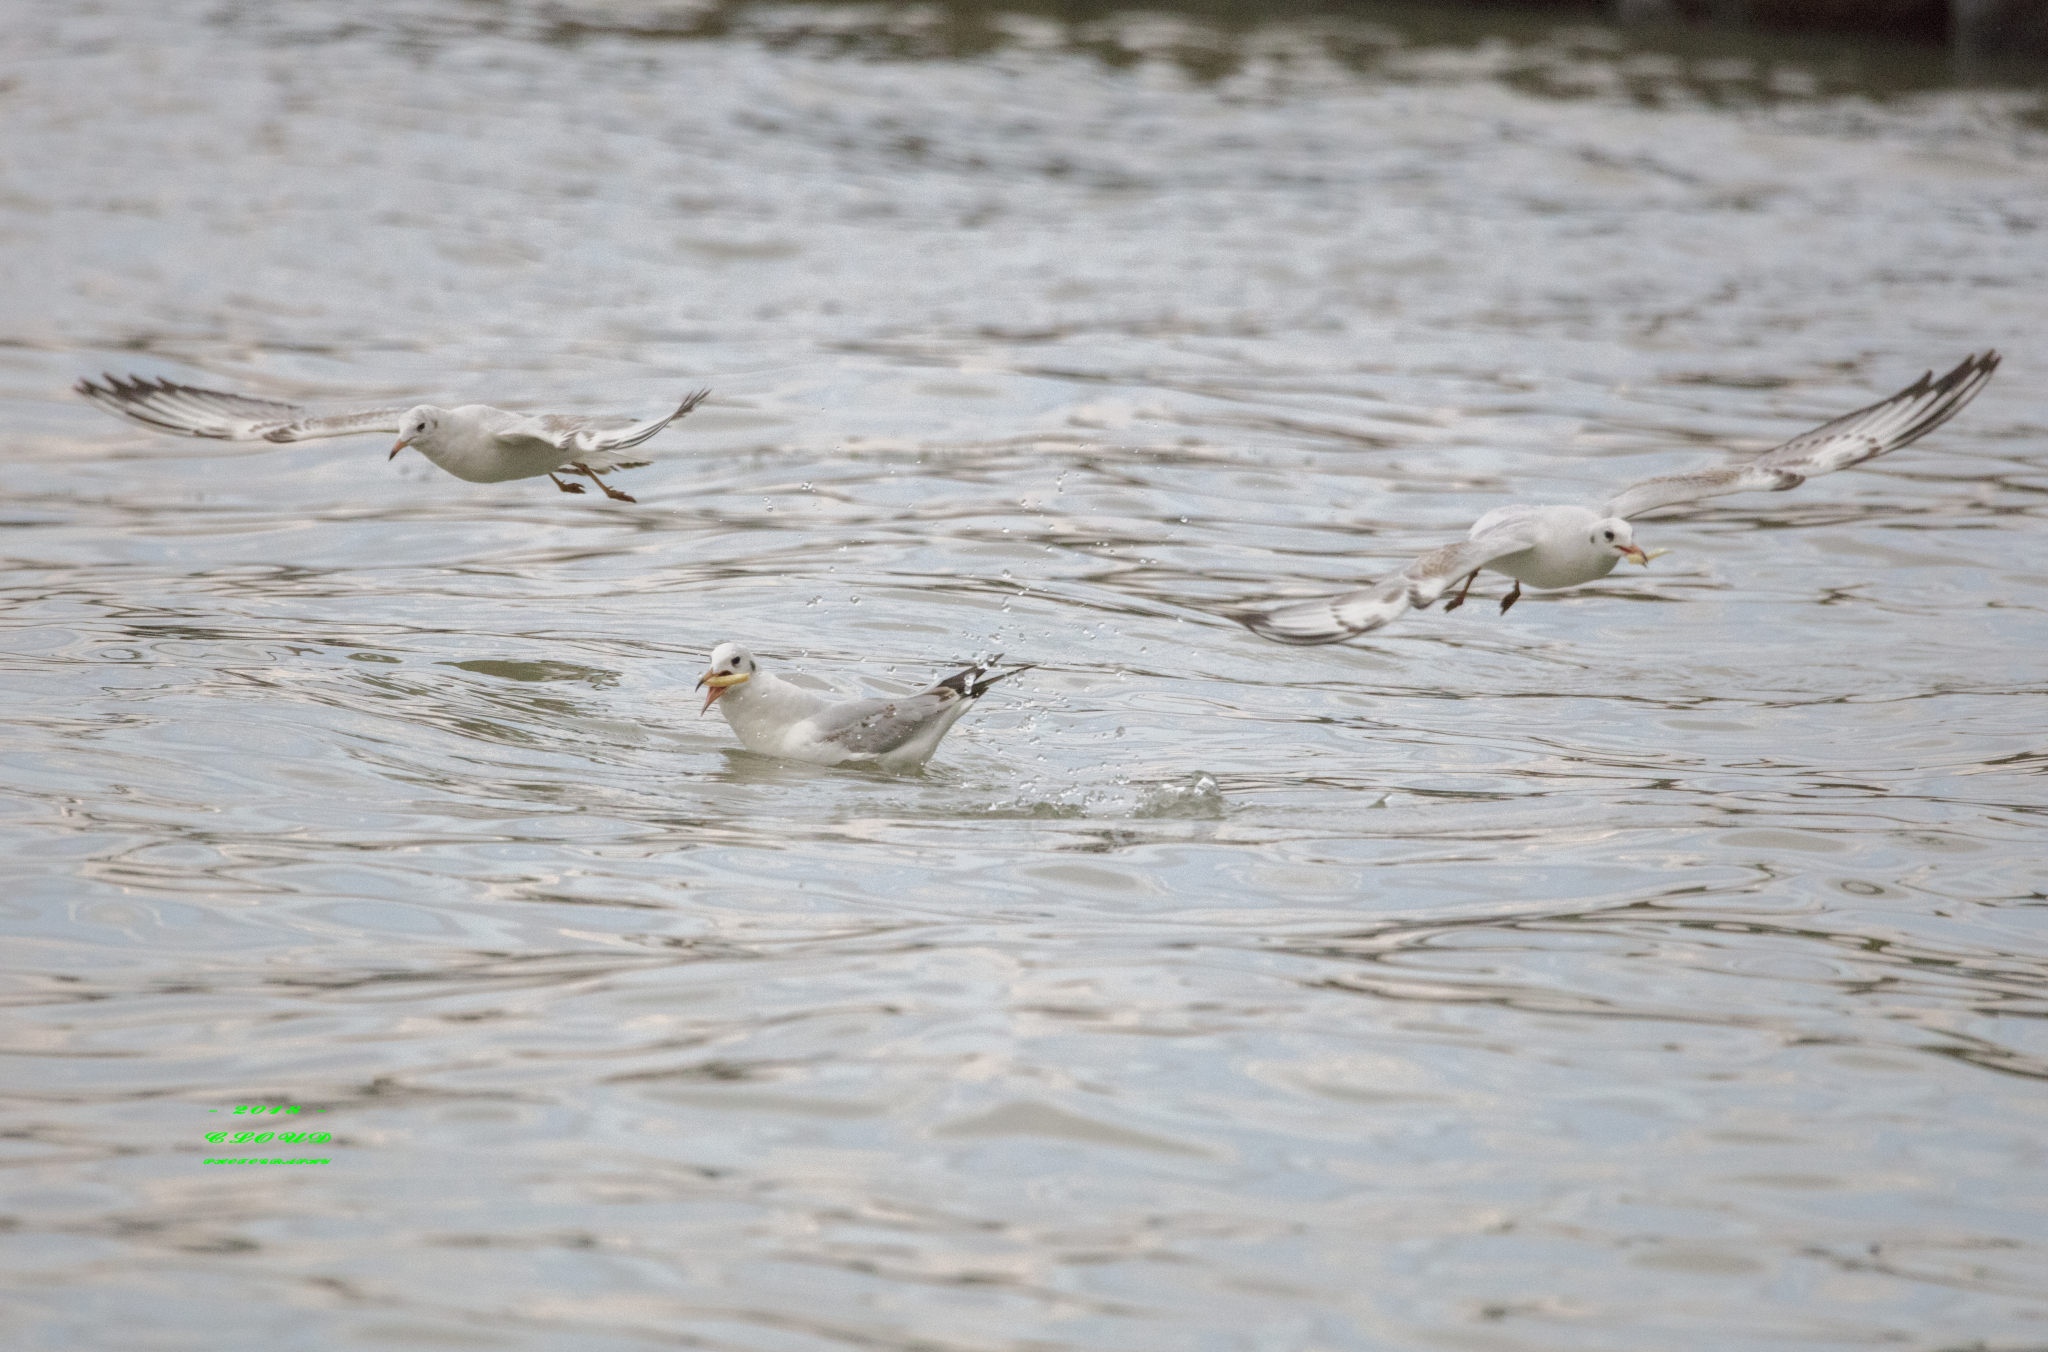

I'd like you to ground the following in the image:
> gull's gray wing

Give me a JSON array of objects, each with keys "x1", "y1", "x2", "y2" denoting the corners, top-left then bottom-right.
[
  {"x1": 1603, "y1": 352, "x2": 2000, "y2": 521},
  {"x1": 76, "y1": 374, "x2": 407, "y2": 442},
  {"x1": 526, "y1": 389, "x2": 711, "y2": 469},
  {"x1": 1229, "y1": 518, "x2": 1545, "y2": 646},
  {"x1": 812, "y1": 658, "x2": 1032, "y2": 756},
  {"x1": 810, "y1": 691, "x2": 965, "y2": 756}
]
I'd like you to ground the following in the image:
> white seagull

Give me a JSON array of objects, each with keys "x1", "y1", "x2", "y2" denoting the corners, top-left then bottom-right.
[
  {"x1": 75, "y1": 373, "x2": 711, "y2": 502},
  {"x1": 1231, "y1": 352, "x2": 2000, "y2": 645},
  {"x1": 695, "y1": 643, "x2": 1033, "y2": 771}
]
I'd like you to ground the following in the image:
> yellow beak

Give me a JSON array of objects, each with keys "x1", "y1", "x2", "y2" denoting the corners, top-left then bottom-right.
[
  {"x1": 696, "y1": 670, "x2": 749, "y2": 713},
  {"x1": 389, "y1": 437, "x2": 411, "y2": 461}
]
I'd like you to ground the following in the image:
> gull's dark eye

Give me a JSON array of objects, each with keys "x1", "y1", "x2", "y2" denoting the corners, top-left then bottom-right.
[{"x1": 1603, "y1": 530, "x2": 1615, "y2": 541}]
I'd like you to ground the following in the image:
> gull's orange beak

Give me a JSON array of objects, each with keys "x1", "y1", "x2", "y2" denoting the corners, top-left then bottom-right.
[
  {"x1": 1620, "y1": 544, "x2": 1650, "y2": 566},
  {"x1": 696, "y1": 670, "x2": 748, "y2": 714},
  {"x1": 389, "y1": 436, "x2": 411, "y2": 461}
]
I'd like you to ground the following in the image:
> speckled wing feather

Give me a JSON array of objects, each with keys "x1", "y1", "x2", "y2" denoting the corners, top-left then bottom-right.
[
  {"x1": 528, "y1": 388, "x2": 711, "y2": 469},
  {"x1": 809, "y1": 691, "x2": 963, "y2": 756},
  {"x1": 813, "y1": 659, "x2": 1031, "y2": 755},
  {"x1": 1602, "y1": 351, "x2": 1999, "y2": 521},
  {"x1": 1230, "y1": 519, "x2": 1545, "y2": 646},
  {"x1": 76, "y1": 374, "x2": 406, "y2": 442}
]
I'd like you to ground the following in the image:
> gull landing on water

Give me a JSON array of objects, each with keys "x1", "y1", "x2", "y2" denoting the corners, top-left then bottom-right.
[
  {"x1": 696, "y1": 643, "x2": 1034, "y2": 771},
  {"x1": 1230, "y1": 352, "x2": 2001, "y2": 646},
  {"x1": 75, "y1": 374, "x2": 711, "y2": 502}
]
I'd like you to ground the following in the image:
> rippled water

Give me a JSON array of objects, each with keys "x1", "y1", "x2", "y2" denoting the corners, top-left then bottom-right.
[{"x1": 5, "y1": 2, "x2": 2048, "y2": 1348}]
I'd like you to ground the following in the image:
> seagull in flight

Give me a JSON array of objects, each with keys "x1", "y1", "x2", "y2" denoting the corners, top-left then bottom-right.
[
  {"x1": 1231, "y1": 352, "x2": 2000, "y2": 645},
  {"x1": 76, "y1": 373, "x2": 711, "y2": 502},
  {"x1": 696, "y1": 643, "x2": 1033, "y2": 771}
]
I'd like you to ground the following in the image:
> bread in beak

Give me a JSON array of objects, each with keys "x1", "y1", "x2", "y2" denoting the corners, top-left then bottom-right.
[{"x1": 696, "y1": 669, "x2": 748, "y2": 713}]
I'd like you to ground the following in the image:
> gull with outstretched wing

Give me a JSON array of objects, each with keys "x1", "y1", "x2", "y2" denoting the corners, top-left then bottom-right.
[
  {"x1": 695, "y1": 643, "x2": 1032, "y2": 771},
  {"x1": 76, "y1": 373, "x2": 710, "y2": 502},
  {"x1": 1231, "y1": 352, "x2": 2000, "y2": 645}
]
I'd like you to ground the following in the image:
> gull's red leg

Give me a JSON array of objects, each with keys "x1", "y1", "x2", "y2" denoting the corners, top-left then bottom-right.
[
  {"x1": 1442, "y1": 569, "x2": 1481, "y2": 613},
  {"x1": 571, "y1": 463, "x2": 636, "y2": 503}
]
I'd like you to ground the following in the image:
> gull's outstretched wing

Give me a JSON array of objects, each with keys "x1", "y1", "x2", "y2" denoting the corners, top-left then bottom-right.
[
  {"x1": 76, "y1": 374, "x2": 407, "y2": 443},
  {"x1": 813, "y1": 658, "x2": 1032, "y2": 756},
  {"x1": 1229, "y1": 518, "x2": 1546, "y2": 646},
  {"x1": 1603, "y1": 352, "x2": 2000, "y2": 521},
  {"x1": 528, "y1": 389, "x2": 711, "y2": 469}
]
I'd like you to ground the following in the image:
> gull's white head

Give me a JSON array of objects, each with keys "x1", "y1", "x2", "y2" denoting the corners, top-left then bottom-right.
[
  {"x1": 390, "y1": 405, "x2": 444, "y2": 460},
  {"x1": 696, "y1": 642, "x2": 758, "y2": 714},
  {"x1": 1590, "y1": 516, "x2": 1650, "y2": 566}
]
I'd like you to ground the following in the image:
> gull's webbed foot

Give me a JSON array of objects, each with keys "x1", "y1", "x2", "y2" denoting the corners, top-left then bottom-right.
[
  {"x1": 1443, "y1": 569, "x2": 1482, "y2": 613},
  {"x1": 572, "y1": 463, "x2": 637, "y2": 502},
  {"x1": 1499, "y1": 580, "x2": 1523, "y2": 614},
  {"x1": 549, "y1": 473, "x2": 587, "y2": 495}
]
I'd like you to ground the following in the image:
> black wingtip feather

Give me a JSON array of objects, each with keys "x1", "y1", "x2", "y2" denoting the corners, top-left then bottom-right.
[
  {"x1": 935, "y1": 656, "x2": 1035, "y2": 700},
  {"x1": 600, "y1": 388, "x2": 714, "y2": 454},
  {"x1": 1888, "y1": 350, "x2": 2001, "y2": 452},
  {"x1": 75, "y1": 372, "x2": 231, "y2": 438}
]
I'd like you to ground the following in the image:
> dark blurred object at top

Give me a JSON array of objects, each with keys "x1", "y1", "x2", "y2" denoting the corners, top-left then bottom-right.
[
  {"x1": 1610, "y1": 0, "x2": 2047, "y2": 61},
  {"x1": 536, "y1": 0, "x2": 2048, "y2": 72}
]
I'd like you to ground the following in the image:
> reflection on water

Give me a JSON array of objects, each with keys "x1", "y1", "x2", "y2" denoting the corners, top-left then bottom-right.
[{"x1": 4, "y1": 0, "x2": 2047, "y2": 1348}]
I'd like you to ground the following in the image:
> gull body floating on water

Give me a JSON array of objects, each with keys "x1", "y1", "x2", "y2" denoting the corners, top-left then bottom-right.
[
  {"x1": 697, "y1": 642, "x2": 1033, "y2": 771},
  {"x1": 76, "y1": 373, "x2": 710, "y2": 502},
  {"x1": 1231, "y1": 352, "x2": 2001, "y2": 645}
]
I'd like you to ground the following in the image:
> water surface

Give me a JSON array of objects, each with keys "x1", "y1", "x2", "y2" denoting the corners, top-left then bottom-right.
[{"x1": 3, "y1": 3, "x2": 2047, "y2": 1348}]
